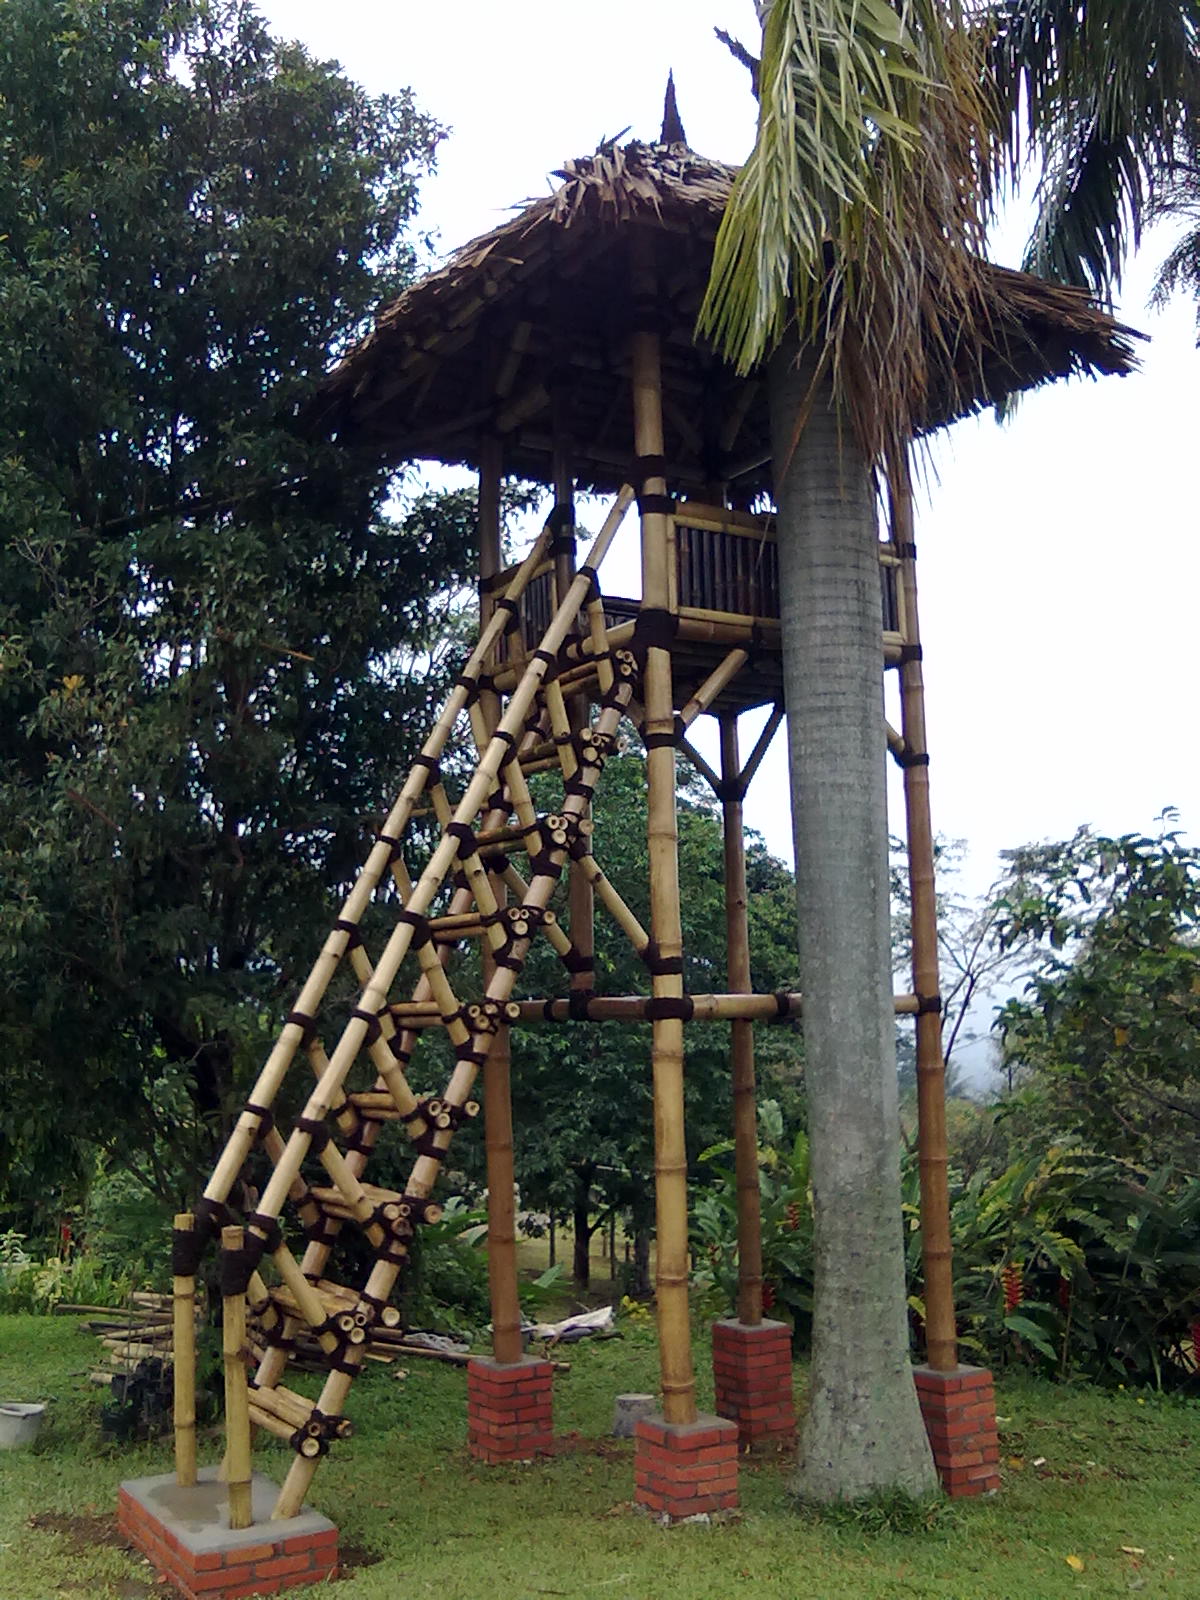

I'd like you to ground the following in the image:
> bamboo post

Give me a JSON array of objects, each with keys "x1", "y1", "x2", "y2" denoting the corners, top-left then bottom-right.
[
  {"x1": 631, "y1": 231, "x2": 696, "y2": 1427},
  {"x1": 479, "y1": 433, "x2": 524, "y2": 1367},
  {"x1": 172, "y1": 1212, "x2": 197, "y2": 1487},
  {"x1": 892, "y1": 457, "x2": 957, "y2": 1373},
  {"x1": 221, "y1": 1226, "x2": 254, "y2": 1530},
  {"x1": 719, "y1": 715, "x2": 764, "y2": 1326}
]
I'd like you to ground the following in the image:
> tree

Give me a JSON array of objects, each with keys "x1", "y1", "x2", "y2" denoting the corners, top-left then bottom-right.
[
  {"x1": 697, "y1": 0, "x2": 1198, "y2": 1503},
  {"x1": 992, "y1": 818, "x2": 1200, "y2": 1174},
  {"x1": 697, "y1": 0, "x2": 1001, "y2": 1500},
  {"x1": 504, "y1": 750, "x2": 802, "y2": 1289},
  {"x1": 0, "y1": 0, "x2": 471, "y2": 1229}
]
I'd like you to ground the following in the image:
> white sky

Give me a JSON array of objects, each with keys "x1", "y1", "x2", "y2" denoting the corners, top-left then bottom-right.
[{"x1": 263, "y1": 0, "x2": 1198, "y2": 908}]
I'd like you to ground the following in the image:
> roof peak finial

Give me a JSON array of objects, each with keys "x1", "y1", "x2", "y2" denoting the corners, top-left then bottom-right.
[{"x1": 660, "y1": 71, "x2": 687, "y2": 148}]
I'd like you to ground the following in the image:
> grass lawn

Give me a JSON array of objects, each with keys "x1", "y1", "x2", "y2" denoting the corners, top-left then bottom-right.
[{"x1": 1, "y1": 1312, "x2": 1198, "y2": 1599}]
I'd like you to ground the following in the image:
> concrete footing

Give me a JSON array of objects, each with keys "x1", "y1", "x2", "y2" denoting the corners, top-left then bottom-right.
[
  {"x1": 914, "y1": 1364, "x2": 1001, "y2": 1496},
  {"x1": 712, "y1": 1317, "x2": 796, "y2": 1448},
  {"x1": 466, "y1": 1355, "x2": 554, "y2": 1462},
  {"x1": 633, "y1": 1413, "x2": 739, "y2": 1520},
  {"x1": 117, "y1": 1468, "x2": 337, "y2": 1597}
]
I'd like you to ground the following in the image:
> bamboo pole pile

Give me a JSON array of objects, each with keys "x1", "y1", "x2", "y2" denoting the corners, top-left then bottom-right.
[{"x1": 77, "y1": 1291, "x2": 203, "y2": 1386}]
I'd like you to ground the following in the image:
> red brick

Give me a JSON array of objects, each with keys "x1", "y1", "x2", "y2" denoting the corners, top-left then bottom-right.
[
  {"x1": 635, "y1": 1419, "x2": 734, "y2": 1450},
  {"x1": 220, "y1": 1581, "x2": 281, "y2": 1599},
  {"x1": 222, "y1": 1542, "x2": 278, "y2": 1567},
  {"x1": 193, "y1": 1550, "x2": 227, "y2": 1572},
  {"x1": 254, "y1": 1552, "x2": 315, "y2": 1579}
]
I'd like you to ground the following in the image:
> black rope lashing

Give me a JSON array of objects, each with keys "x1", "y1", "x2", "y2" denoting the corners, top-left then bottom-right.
[
  {"x1": 773, "y1": 991, "x2": 792, "y2": 1020},
  {"x1": 171, "y1": 1225, "x2": 205, "y2": 1278},
  {"x1": 916, "y1": 993, "x2": 943, "y2": 1016},
  {"x1": 637, "y1": 492, "x2": 674, "y2": 518},
  {"x1": 284, "y1": 1010, "x2": 319, "y2": 1048},
  {"x1": 193, "y1": 1196, "x2": 232, "y2": 1243},
  {"x1": 332, "y1": 918, "x2": 364, "y2": 950},
  {"x1": 454, "y1": 672, "x2": 482, "y2": 708},
  {"x1": 898, "y1": 643, "x2": 923, "y2": 664},
  {"x1": 350, "y1": 1006, "x2": 384, "y2": 1044},
  {"x1": 245, "y1": 1211, "x2": 283, "y2": 1256},
  {"x1": 645, "y1": 996, "x2": 695, "y2": 1022},
  {"x1": 220, "y1": 1241, "x2": 257, "y2": 1299},
  {"x1": 411, "y1": 1097, "x2": 479, "y2": 1160},
  {"x1": 242, "y1": 1101, "x2": 275, "y2": 1142},
  {"x1": 567, "y1": 988, "x2": 593, "y2": 1021},
  {"x1": 296, "y1": 1115, "x2": 332, "y2": 1153},
  {"x1": 641, "y1": 939, "x2": 684, "y2": 977},
  {"x1": 632, "y1": 607, "x2": 679, "y2": 653},
  {"x1": 896, "y1": 750, "x2": 931, "y2": 769},
  {"x1": 374, "y1": 831, "x2": 405, "y2": 864}
]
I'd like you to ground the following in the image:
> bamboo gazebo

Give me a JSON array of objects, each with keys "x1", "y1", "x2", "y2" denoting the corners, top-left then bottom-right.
[{"x1": 145, "y1": 120, "x2": 1138, "y2": 1543}]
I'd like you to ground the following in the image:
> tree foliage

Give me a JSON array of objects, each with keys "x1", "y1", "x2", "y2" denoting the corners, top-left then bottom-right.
[
  {"x1": 504, "y1": 749, "x2": 802, "y2": 1285},
  {"x1": 991, "y1": 819, "x2": 1200, "y2": 1174},
  {"x1": 0, "y1": 0, "x2": 472, "y2": 1224}
]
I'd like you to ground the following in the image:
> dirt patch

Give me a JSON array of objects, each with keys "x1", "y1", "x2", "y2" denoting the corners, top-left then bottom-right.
[
  {"x1": 548, "y1": 1430, "x2": 626, "y2": 1459},
  {"x1": 28, "y1": 1510, "x2": 129, "y2": 1551},
  {"x1": 27, "y1": 1512, "x2": 159, "y2": 1597},
  {"x1": 333, "y1": 1542, "x2": 382, "y2": 1580}
]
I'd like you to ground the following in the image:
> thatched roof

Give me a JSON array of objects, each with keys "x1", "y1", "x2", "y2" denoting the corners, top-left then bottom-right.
[{"x1": 313, "y1": 140, "x2": 1142, "y2": 503}]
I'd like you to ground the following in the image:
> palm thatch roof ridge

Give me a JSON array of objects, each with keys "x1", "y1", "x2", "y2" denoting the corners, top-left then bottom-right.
[{"x1": 313, "y1": 138, "x2": 1143, "y2": 502}]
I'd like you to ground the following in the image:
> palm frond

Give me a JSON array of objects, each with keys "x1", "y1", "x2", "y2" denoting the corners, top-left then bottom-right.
[
  {"x1": 699, "y1": 0, "x2": 1000, "y2": 467},
  {"x1": 984, "y1": 0, "x2": 1200, "y2": 294}
]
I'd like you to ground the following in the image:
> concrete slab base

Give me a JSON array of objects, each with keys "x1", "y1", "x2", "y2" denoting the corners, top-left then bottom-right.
[{"x1": 118, "y1": 1467, "x2": 337, "y2": 1597}]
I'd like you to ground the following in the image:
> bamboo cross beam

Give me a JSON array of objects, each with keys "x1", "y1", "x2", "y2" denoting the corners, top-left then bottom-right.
[
  {"x1": 507, "y1": 991, "x2": 921, "y2": 1022},
  {"x1": 677, "y1": 646, "x2": 749, "y2": 727}
]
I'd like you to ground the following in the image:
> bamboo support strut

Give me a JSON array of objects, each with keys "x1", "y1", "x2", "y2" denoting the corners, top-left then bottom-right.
[
  {"x1": 172, "y1": 1212, "x2": 197, "y2": 1488},
  {"x1": 631, "y1": 233, "x2": 696, "y2": 1428},
  {"x1": 893, "y1": 461, "x2": 957, "y2": 1374},
  {"x1": 221, "y1": 1227, "x2": 254, "y2": 1531},
  {"x1": 720, "y1": 715, "x2": 764, "y2": 1327}
]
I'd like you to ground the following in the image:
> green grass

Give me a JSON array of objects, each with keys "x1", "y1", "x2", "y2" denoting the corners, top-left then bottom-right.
[{"x1": 2, "y1": 1313, "x2": 1199, "y2": 1599}]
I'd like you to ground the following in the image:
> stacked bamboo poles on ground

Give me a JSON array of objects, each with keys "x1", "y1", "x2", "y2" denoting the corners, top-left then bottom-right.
[{"x1": 74, "y1": 1290, "x2": 202, "y2": 1386}]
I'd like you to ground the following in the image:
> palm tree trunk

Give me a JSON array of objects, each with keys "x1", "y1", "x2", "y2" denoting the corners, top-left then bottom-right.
[{"x1": 770, "y1": 338, "x2": 935, "y2": 1501}]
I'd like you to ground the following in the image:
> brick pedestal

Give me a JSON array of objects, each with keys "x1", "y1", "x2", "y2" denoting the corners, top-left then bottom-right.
[
  {"x1": 914, "y1": 1364, "x2": 1001, "y2": 1497},
  {"x1": 712, "y1": 1317, "x2": 796, "y2": 1448},
  {"x1": 634, "y1": 1414, "x2": 739, "y2": 1520},
  {"x1": 117, "y1": 1468, "x2": 337, "y2": 1598},
  {"x1": 467, "y1": 1355, "x2": 554, "y2": 1462}
]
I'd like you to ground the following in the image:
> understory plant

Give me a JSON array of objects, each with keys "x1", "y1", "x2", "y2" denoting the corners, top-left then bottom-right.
[
  {"x1": 690, "y1": 1099, "x2": 814, "y2": 1341},
  {"x1": 905, "y1": 1144, "x2": 1200, "y2": 1386}
]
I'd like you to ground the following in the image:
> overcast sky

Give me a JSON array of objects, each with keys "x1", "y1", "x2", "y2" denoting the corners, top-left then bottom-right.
[{"x1": 262, "y1": 0, "x2": 1197, "y2": 908}]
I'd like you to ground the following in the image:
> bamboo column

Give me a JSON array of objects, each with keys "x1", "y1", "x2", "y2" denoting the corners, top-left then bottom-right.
[
  {"x1": 631, "y1": 231, "x2": 696, "y2": 1427},
  {"x1": 172, "y1": 1212, "x2": 197, "y2": 1486},
  {"x1": 479, "y1": 433, "x2": 524, "y2": 1367},
  {"x1": 892, "y1": 458, "x2": 957, "y2": 1374},
  {"x1": 553, "y1": 434, "x2": 595, "y2": 1002},
  {"x1": 221, "y1": 1226, "x2": 254, "y2": 1529},
  {"x1": 719, "y1": 715, "x2": 764, "y2": 1326}
]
